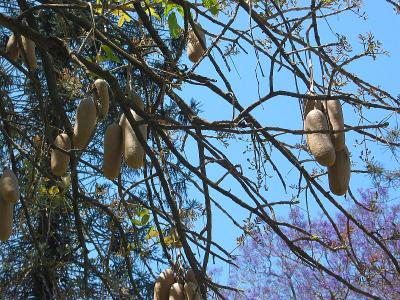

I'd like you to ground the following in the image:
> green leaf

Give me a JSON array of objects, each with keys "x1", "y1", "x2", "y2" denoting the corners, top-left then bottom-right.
[
  {"x1": 48, "y1": 186, "x2": 60, "y2": 196},
  {"x1": 139, "y1": 208, "x2": 149, "y2": 218},
  {"x1": 145, "y1": 227, "x2": 159, "y2": 240},
  {"x1": 96, "y1": 54, "x2": 106, "y2": 63},
  {"x1": 164, "y1": 2, "x2": 184, "y2": 17},
  {"x1": 163, "y1": 235, "x2": 174, "y2": 246},
  {"x1": 163, "y1": 230, "x2": 182, "y2": 248},
  {"x1": 131, "y1": 209, "x2": 150, "y2": 227},
  {"x1": 132, "y1": 218, "x2": 142, "y2": 226},
  {"x1": 168, "y1": 12, "x2": 181, "y2": 39},
  {"x1": 39, "y1": 185, "x2": 47, "y2": 194},
  {"x1": 94, "y1": 0, "x2": 103, "y2": 14},
  {"x1": 141, "y1": 213, "x2": 150, "y2": 226},
  {"x1": 321, "y1": 0, "x2": 335, "y2": 6},
  {"x1": 100, "y1": 45, "x2": 120, "y2": 63},
  {"x1": 203, "y1": 0, "x2": 219, "y2": 16},
  {"x1": 146, "y1": 6, "x2": 161, "y2": 20},
  {"x1": 116, "y1": 10, "x2": 132, "y2": 27},
  {"x1": 164, "y1": 2, "x2": 174, "y2": 15}
]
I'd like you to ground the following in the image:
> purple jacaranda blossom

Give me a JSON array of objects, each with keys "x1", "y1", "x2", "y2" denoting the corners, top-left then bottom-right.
[{"x1": 222, "y1": 187, "x2": 400, "y2": 299}]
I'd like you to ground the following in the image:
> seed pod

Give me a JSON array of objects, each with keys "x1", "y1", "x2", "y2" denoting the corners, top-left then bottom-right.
[
  {"x1": 305, "y1": 109, "x2": 336, "y2": 166},
  {"x1": 131, "y1": 90, "x2": 145, "y2": 111},
  {"x1": 0, "y1": 197, "x2": 14, "y2": 241},
  {"x1": 21, "y1": 36, "x2": 36, "y2": 70},
  {"x1": 73, "y1": 98, "x2": 97, "y2": 150},
  {"x1": 154, "y1": 269, "x2": 174, "y2": 300},
  {"x1": 94, "y1": 79, "x2": 110, "y2": 119},
  {"x1": 184, "y1": 282, "x2": 201, "y2": 300},
  {"x1": 187, "y1": 23, "x2": 206, "y2": 63},
  {"x1": 0, "y1": 170, "x2": 20, "y2": 204},
  {"x1": 6, "y1": 34, "x2": 19, "y2": 62},
  {"x1": 51, "y1": 133, "x2": 71, "y2": 177},
  {"x1": 103, "y1": 123, "x2": 123, "y2": 180},
  {"x1": 185, "y1": 269, "x2": 197, "y2": 285},
  {"x1": 303, "y1": 98, "x2": 322, "y2": 120},
  {"x1": 120, "y1": 109, "x2": 147, "y2": 169},
  {"x1": 303, "y1": 94, "x2": 322, "y2": 146},
  {"x1": 328, "y1": 146, "x2": 351, "y2": 196},
  {"x1": 169, "y1": 283, "x2": 185, "y2": 300},
  {"x1": 324, "y1": 99, "x2": 345, "y2": 151}
]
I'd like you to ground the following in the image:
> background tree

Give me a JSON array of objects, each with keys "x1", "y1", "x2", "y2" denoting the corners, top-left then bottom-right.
[
  {"x1": 0, "y1": 0, "x2": 399, "y2": 299},
  {"x1": 222, "y1": 187, "x2": 400, "y2": 299}
]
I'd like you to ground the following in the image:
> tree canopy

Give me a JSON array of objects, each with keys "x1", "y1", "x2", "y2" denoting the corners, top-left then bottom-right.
[{"x1": 0, "y1": 0, "x2": 400, "y2": 299}]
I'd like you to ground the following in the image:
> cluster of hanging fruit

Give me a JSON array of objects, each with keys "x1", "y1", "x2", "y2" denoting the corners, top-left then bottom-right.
[
  {"x1": 6, "y1": 20, "x2": 206, "y2": 180},
  {"x1": 0, "y1": 170, "x2": 20, "y2": 241},
  {"x1": 50, "y1": 79, "x2": 147, "y2": 180},
  {"x1": 6, "y1": 33, "x2": 36, "y2": 70},
  {"x1": 154, "y1": 268, "x2": 201, "y2": 300},
  {"x1": 304, "y1": 96, "x2": 350, "y2": 195}
]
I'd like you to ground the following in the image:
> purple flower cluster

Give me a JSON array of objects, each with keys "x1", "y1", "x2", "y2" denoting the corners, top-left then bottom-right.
[{"x1": 223, "y1": 187, "x2": 400, "y2": 299}]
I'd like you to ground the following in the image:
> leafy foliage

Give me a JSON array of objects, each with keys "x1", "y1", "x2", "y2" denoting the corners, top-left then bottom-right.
[{"x1": 223, "y1": 187, "x2": 400, "y2": 299}]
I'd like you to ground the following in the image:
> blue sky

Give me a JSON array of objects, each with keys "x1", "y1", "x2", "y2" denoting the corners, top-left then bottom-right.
[{"x1": 174, "y1": 0, "x2": 400, "y2": 284}]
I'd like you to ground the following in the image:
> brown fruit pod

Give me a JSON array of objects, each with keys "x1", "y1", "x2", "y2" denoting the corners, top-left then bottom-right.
[
  {"x1": 303, "y1": 98, "x2": 322, "y2": 120},
  {"x1": 0, "y1": 197, "x2": 14, "y2": 241},
  {"x1": 73, "y1": 98, "x2": 97, "y2": 150},
  {"x1": 0, "y1": 169, "x2": 20, "y2": 204},
  {"x1": 51, "y1": 133, "x2": 71, "y2": 177},
  {"x1": 103, "y1": 123, "x2": 123, "y2": 180},
  {"x1": 324, "y1": 99, "x2": 345, "y2": 151},
  {"x1": 6, "y1": 34, "x2": 19, "y2": 62},
  {"x1": 187, "y1": 23, "x2": 206, "y2": 63},
  {"x1": 169, "y1": 283, "x2": 185, "y2": 300},
  {"x1": 132, "y1": 90, "x2": 145, "y2": 111},
  {"x1": 328, "y1": 146, "x2": 351, "y2": 196},
  {"x1": 154, "y1": 269, "x2": 174, "y2": 300},
  {"x1": 305, "y1": 109, "x2": 336, "y2": 166},
  {"x1": 94, "y1": 79, "x2": 110, "y2": 119},
  {"x1": 120, "y1": 109, "x2": 147, "y2": 169},
  {"x1": 303, "y1": 94, "x2": 322, "y2": 146},
  {"x1": 185, "y1": 269, "x2": 197, "y2": 285},
  {"x1": 184, "y1": 282, "x2": 201, "y2": 300},
  {"x1": 21, "y1": 36, "x2": 36, "y2": 70}
]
